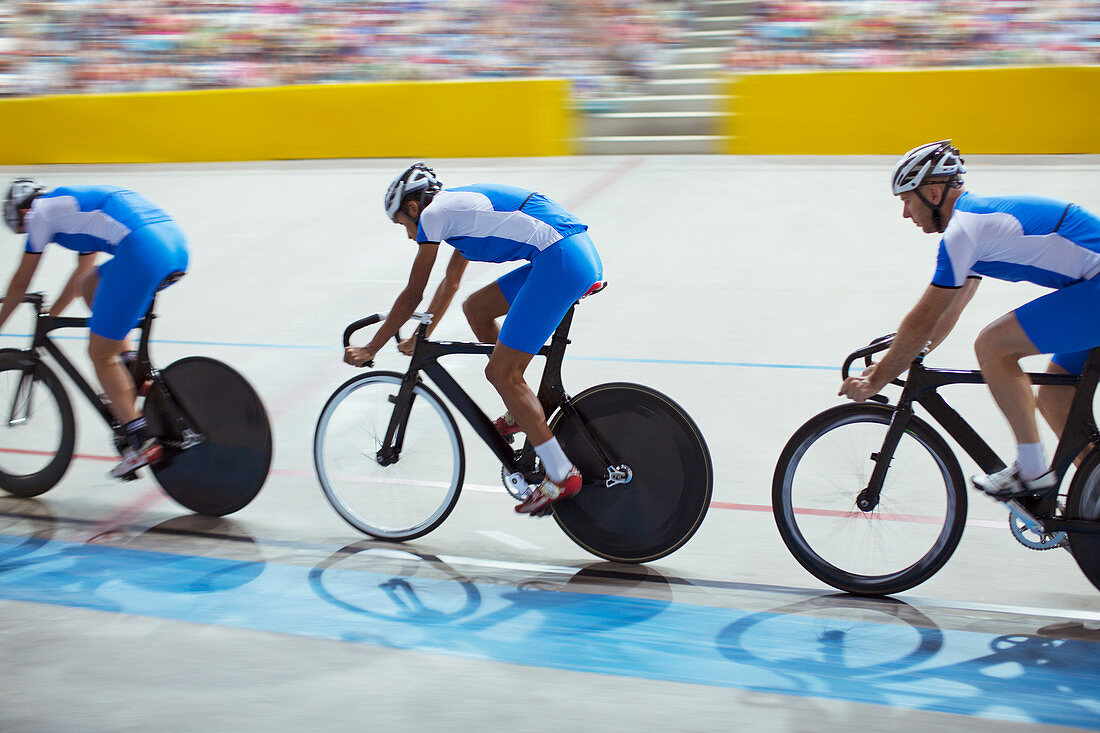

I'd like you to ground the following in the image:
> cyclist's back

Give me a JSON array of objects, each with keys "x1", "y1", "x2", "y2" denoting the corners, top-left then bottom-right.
[
  {"x1": 417, "y1": 183, "x2": 588, "y2": 263},
  {"x1": 25, "y1": 185, "x2": 175, "y2": 255},
  {"x1": 936, "y1": 191, "x2": 1100, "y2": 289}
]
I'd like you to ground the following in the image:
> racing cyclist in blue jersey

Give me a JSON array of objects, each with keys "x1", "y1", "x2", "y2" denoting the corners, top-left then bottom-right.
[
  {"x1": 1, "y1": 179, "x2": 189, "y2": 479},
  {"x1": 344, "y1": 163, "x2": 604, "y2": 515},
  {"x1": 840, "y1": 141, "x2": 1100, "y2": 500}
]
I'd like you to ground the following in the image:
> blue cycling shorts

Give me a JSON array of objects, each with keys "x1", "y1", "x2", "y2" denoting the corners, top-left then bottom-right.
[
  {"x1": 90, "y1": 221, "x2": 189, "y2": 341},
  {"x1": 495, "y1": 231, "x2": 603, "y2": 354},
  {"x1": 1016, "y1": 275, "x2": 1100, "y2": 375}
]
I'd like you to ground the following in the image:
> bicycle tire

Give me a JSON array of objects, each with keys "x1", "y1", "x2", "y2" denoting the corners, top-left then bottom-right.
[
  {"x1": 0, "y1": 350, "x2": 75, "y2": 497},
  {"x1": 1064, "y1": 450, "x2": 1100, "y2": 592},
  {"x1": 549, "y1": 382, "x2": 712, "y2": 563},
  {"x1": 313, "y1": 371, "x2": 464, "y2": 541},
  {"x1": 773, "y1": 403, "x2": 967, "y2": 596},
  {"x1": 144, "y1": 357, "x2": 272, "y2": 516}
]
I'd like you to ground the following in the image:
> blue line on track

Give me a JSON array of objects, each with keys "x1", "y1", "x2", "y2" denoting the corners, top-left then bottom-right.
[
  {"x1": 0, "y1": 533, "x2": 1097, "y2": 729},
  {"x1": 0, "y1": 335, "x2": 836, "y2": 370}
]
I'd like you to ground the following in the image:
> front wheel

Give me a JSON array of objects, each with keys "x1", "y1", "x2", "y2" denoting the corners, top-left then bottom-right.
[
  {"x1": 0, "y1": 350, "x2": 75, "y2": 497},
  {"x1": 1064, "y1": 451, "x2": 1100, "y2": 592},
  {"x1": 772, "y1": 403, "x2": 967, "y2": 596},
  {"x1": 144, "y1": 357, "x2": 272, "y2": 516},
  {"x1": 550, "y1": 383, "x2": 712, "y2": 563},
  {"x1": 313, "y1": 371, "x2": 464, "y2": 541}
]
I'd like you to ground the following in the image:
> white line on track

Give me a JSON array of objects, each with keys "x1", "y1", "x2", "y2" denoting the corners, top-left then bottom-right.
[
  {"x1": 476, "y1": 530, "x2": 543, "y2": 551},
  {"x1": 425, "y1": 549, "x2": 1100, "y2": 624}
]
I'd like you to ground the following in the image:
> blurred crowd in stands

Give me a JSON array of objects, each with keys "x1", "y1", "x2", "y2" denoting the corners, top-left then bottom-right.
[
  {"x1": 728, "y1": 1, "x2": 1100, "y2": 71},
  {"x1": 0, "y1": 0, "x2": 684, "y2": 98},
  {"x1": 0, "y1": 0, "x2": 1097, "y2": 99}
]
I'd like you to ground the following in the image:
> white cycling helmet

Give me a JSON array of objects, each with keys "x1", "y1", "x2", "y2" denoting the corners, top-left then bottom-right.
[
  {"x1": 383, "y1": 162, "x2": 443, "y2": 221},
  {"x1": 3, "y1": 177, "x2": 45, "y2": 233},
  {"x1": 891, "y1": 140, "x2": 966, "y2": 195}
]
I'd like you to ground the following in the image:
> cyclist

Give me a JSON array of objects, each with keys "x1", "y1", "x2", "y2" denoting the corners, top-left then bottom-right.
[
  {"x1": 839, "y1": 140, "x2": 1100, "y2": 499},
  {"x1": 1, "y1": 179, "x2": 189, "y2": 479},
  {"x1": 344, "y1": 163, "x2": 603, "y2": 515}
]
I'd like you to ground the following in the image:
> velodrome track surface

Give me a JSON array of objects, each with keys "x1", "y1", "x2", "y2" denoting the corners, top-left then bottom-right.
[{"x1": 1, "y1": 156, "x2": 1099, "y2": 732}]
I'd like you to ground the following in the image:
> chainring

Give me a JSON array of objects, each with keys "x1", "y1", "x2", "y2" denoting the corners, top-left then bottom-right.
[{"x1": 1009, "y1": 512, "x2": 1068, "y2": 550}]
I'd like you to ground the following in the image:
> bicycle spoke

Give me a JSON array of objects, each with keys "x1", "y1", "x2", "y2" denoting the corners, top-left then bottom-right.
[
  {"x1": 774, "y1": 404, "x2": 965, "y2": 595},
  {"x1": 315, "y1": 373, "x2": 463, "y2": 540}
]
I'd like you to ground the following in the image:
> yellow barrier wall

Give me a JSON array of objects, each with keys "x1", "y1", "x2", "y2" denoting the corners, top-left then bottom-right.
[
  {"x1": 0, "y1": 79, "x2": 573, "y2": 164},
  {"x1": 724, "y1": 66, "x2": 1100, "y2": 154}
]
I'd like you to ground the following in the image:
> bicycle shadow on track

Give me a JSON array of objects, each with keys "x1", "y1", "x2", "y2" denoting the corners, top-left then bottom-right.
[
  {"x1": 308, "y1": 542, "x2": 674, "y2": 637},
  {"x1": 0, "y1": 496, "x2": 57, "y2": 563},
  {"x1": 0, "y1": 510, "x2": 267, "y2": 607},
  {"x1": 715, "y1": 593, "x2": 1100, "y2": 728}
]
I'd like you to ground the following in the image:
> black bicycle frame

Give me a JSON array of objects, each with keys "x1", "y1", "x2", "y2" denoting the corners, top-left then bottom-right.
[
  {"x1": 12, "y1": 291, "x2": 192, "y2": 442},
  {"x1": 848, "y1": 339, "x2": 1100, "y2": 535},
  {"x1": 379, "y1": 304, "x2": 615, "y2": 476}
]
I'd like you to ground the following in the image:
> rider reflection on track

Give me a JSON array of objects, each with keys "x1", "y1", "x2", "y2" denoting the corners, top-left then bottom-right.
[
  {"x1": 344, "y1": 163, "x2": 604, "y2": 515},
  {"x1": 839, "y1": 140, "x2": 1100, "y2": 500},
  {"x1": 0, "y1": 179, "x2": 189, "y2": 480}
]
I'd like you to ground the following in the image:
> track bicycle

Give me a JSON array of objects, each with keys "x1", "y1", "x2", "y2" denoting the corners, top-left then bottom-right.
[
  {"x1": 0, "y1": 284, "x2": 271, "y2": 516},
  {"x1": 773, "y1": 333, "x2": 1100, "y2": 596},
  {"x1": 313, "y1": 287, "x2": 713, "y2": 563}
]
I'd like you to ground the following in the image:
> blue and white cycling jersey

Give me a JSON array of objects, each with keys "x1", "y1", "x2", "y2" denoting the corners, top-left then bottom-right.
[
  {"x1": 23, "y1": 185, "x2": 173, "y2": 256},
  {"x1": 19, "y1": 185, "x2": 187, "y2": 341},
  {"x1": 416, "y1": 184, "x2": 588, "y2": 263},
  {"x1": 931, "y1": 192, "x2": 1100, "y2": 289}
]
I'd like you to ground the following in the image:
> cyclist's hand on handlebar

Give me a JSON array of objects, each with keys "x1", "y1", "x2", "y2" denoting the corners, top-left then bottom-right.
[
  {"x1": 397, "y1": 337, "x2": 415, "y2": 356},
  {"x1": 344, "y1": 345, "x2": 376, "y2": 368},
  {"x1": 839, "y1": 375, "x2": 880, "y2": 403}
]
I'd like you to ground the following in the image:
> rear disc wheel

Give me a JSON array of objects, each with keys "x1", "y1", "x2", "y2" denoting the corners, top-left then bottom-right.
[
  {"x1": 550, "y1": 383, "x2": 712, "y2": 563},
  {"x1": 144, "y1": 357, "x2": 272, "y2": 516}
]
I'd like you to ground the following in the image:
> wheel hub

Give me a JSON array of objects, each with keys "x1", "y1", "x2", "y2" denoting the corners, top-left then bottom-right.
[{"x1": 606, "y1": 464, "x2": 632, "y2": 488}]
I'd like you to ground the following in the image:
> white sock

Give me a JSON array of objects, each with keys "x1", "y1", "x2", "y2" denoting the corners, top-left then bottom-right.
[
  {"x1": 1016, "y1": 442, "x2": 1047, "y2": 480},
  {"x1": 534, "y1": 437, "x2": 573, "y2": 484}
]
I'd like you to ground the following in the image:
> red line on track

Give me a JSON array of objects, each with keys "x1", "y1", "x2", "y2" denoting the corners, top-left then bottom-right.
[
  {"x1": 3, "y1": 450, "x2": 1005, "y2": 530},
  {"x1": 564, "y1": 156, "x2": 646, "y2": 210}
]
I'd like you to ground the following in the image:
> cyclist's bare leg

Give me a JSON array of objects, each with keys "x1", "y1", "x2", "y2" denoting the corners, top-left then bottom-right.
[
  {"x1": 81, "y1": 270, "x2": 138, "y2": 424},
  {"x1": 974, "y1": 313, "x2": 1043, "y2": 445},
  {"x1": 463, "y1": 282, "x2": 509, "y2": 344},
  {"x1": 1037, "y1": 360, "x2": 1091, "y2": 466},
  {"x1": 484, "y1": 342, "x2": 552, "y2": 446},
  {"x1": 90, "y1": 335, "x2": 140, "y2": 424},
  {"x1": 1037, "y1": 361, "x2": 1074, "y2": 438}
]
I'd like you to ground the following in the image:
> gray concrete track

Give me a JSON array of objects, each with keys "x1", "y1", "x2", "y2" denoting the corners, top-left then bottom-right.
[{"x1": 1, "y1": 156, "x2": 1098, "y2": 731}]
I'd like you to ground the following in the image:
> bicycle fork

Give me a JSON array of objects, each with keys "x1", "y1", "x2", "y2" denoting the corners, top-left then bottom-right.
[
  {"x1": 857, "y1": 405, "x2": 915, "y2": 512},
  {"x1": 7, "y1": 362, "x2": 37, "y2": 427}
]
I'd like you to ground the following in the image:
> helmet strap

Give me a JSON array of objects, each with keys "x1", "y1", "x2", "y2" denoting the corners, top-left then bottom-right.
[{"x1": 915, "y1": 182, "x2": 951, "y2": 234}]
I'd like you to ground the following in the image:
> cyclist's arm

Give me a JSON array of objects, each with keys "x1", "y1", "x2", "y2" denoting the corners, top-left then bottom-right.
[
  {"x1": 0, "y1": 252, "x2": 43, "y2": 332},
  {"x1": 420, "y1": 249, "x2": 469, "y2": 338},
  {"x1": 363, "y1": 242, "x2": 439, "y2": 353},
  {"x1": 840, "y1": 283, "x2": 961, "y2": 400},
  {"x1": 927, "y1": 276, "x2": 980, "y2": 353},
  {"x1": 49, "y1": 252, "x2": 97, "y2": 317}
]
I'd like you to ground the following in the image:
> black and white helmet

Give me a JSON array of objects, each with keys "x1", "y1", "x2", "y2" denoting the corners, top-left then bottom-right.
[
  {"x1": 891, "y1": 140, "x2": 966, "y2": 195},
  {"x1": 383, "y1": 162, "x2": 442, "y2": 221},
  {"x1": 3, "y1": 177, "x2": 45, "y2": 233}
]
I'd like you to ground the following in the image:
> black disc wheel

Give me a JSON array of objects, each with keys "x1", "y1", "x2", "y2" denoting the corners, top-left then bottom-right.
[
  {"x1": 0, "y1": 350, "x2": 74, "y2": 497},
  {"x1": 313, "y1": 372, "x2": 464, "y2": 541},
  {"x1": 550, "y1": 383, "x2": 712, "y2": 563},
  {"x1": 1064, "y1": 451, "x2": 1100, "y2": 592},
  {"x1": 144, "y1": 357, "x2": 272, "y2": 516},
  {"x1": 772, "y1": 403, "x2": 967, "y2": 596}
]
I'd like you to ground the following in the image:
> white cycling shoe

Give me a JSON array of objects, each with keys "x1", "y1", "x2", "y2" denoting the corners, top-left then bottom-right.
[{"x1": 971, "y1": 462, "x2": 1057, "y2": 499}]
